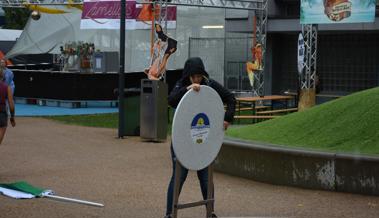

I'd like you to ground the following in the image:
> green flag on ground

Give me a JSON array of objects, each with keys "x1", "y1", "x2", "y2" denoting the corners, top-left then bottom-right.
[
  {"x1": 0, "y1": 181, "x2": 104, "y2": 207},
  {"x1": 0, "y1": 181, "x2": 46, "y2": 197}
]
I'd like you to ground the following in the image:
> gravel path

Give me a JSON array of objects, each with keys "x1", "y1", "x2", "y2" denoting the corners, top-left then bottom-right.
[{"x1": 0, "y1": 117, "x2": 378, "y2": 218}]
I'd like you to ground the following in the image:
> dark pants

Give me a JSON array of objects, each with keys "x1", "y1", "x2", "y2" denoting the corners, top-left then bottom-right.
[{"x1": 165, "y1": 144, "x2": 213, "y2": 215}]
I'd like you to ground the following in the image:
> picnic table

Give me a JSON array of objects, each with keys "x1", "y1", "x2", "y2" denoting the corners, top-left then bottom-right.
[{"x1": 234, "y1": 95, "x2": 295, "y2": 123}]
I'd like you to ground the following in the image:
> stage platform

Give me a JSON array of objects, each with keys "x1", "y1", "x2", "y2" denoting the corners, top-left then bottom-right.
[{"x1": 11, "y1": 65, "x2": 182, "y2": 104}]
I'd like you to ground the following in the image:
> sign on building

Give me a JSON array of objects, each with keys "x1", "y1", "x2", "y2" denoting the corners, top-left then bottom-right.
[
  {"x1": 300, "y1": 0, "x2": 376, "y2": 24},
  {"x1": 80, "y1": 0, "x2": 177, "y2": 29}
]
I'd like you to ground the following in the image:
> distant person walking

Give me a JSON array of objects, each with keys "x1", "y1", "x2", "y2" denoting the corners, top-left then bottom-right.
[
  {"x1": 1, "y1": 59, "x2": 15, "y2": 95},
  {"x1": 0, "y1": 70, "x2": 15, "y2": 144}
]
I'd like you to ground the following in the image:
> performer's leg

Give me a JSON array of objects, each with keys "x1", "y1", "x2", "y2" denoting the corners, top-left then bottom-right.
[
  {"x1": 0, "y1": 127, "x2": 6, "y2": 144},
  {"x1": 246, "y1": 62, "x2": 255, "y2": 87},
  {"x1": 157, "y1": 54, "x2": 170, "y2": 78},
  {"x1": 155, "y1": 23, "x2": 168, "y2": 42},
  {"x1": 165, "y1": 38, "x2": 177, "y2": 55},
  {"x1": 197, "y1": 167, "x2": 209, "y2": 200},
  {"x1": 197, "y1": 165, "x2": 216, "y2": 217},
  {"x1": 157, "y1": 38, "x2": 177, "y2": 78},
  {"x1": 147, "y1": 58, "x2": 160, "y2": 80},
  {"x1": 165, "y1": 144, "x2": 189, "y2": 216},
  {"x1": 0, "y1": 113, "x2": 7, "y2": 145}
]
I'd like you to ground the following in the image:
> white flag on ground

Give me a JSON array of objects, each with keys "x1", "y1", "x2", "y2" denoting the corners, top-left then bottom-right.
[{"x1": 0, "y1": 187, "x2": 35, "y2": 199}]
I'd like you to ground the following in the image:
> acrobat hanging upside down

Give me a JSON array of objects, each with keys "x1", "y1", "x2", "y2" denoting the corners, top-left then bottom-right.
[
  {"x1": 246, "y1": 43, "x2": 263, "y2": 87},
  {"x1": 145, "y1": 23, "x2": 178, "y2": 80}
]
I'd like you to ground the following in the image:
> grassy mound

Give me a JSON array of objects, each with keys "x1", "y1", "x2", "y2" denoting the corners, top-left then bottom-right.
[{"x1": 226, "y1": 87, "x2": 379, "y2": 155}]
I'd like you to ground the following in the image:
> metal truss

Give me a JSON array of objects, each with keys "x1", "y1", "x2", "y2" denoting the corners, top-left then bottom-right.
[
  {"x1": 252, "y1": 0, "x2": 267, "y2": 96},
  {"x1": 0, "y1": 0, "x2": 82, "y2": 7},
  {"x1": 147, "y1": 0, "x2": 267, "y2": 94},
  {"x1": 0, "y1": 0, "x2": 37, "y2": 7},
  {"x1": 154, "y1": 0, "x2": 169, "y2": 30},
  {"x1": 1, "y1": 0, "x2": 265, "y2": 10},
  {"x1": 301, "y1": 24, "x2": 318, "y2": 90},
  {"x1": 139, "y1": 0, "x2": 266, "y2": 11}
]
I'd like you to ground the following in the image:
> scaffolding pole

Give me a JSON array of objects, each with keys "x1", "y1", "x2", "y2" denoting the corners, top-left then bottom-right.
[
  {"x1": 301, "y1": 24, "x2": 318, "y2": 90},
  {"x1": 252, "y1": 0, "x2": 268, "y2": 96},
  {"x1": 298, "y1": 24, "x2": 318, "y2": 111}
]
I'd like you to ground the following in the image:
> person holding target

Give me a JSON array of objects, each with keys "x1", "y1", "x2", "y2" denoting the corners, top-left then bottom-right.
[{"x1": 164, "y1": 57, "x2": 236, "y2": 218}]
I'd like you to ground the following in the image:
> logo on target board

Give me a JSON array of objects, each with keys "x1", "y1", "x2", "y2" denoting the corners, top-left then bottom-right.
[{"x1": 190, "y1": 113, "x2": 210, "y2": 144}]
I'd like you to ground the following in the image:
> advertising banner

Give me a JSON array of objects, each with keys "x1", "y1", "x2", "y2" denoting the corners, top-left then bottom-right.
[
  {"x1": 300, "y1": 0, "x2": 376, "y2": 24},
  {"x1": 297, "y1": 33, "x2": 305, "y2": 75},
  {"x1": 81, "y1": 0, "x2": 177, "y2": 29}
]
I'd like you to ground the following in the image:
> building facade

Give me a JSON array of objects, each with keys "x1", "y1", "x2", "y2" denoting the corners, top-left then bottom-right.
[{"x1": 224, "y1": 0, "x2": 379, "y2": 96}]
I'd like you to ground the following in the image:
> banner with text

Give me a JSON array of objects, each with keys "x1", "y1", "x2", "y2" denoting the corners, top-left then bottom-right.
[
  {"x1": 300, "y1": 0, "x2": 376, "y2": 24},
  {"x1": 81, "y1": 0, "x2": 177, "y2": 29}
]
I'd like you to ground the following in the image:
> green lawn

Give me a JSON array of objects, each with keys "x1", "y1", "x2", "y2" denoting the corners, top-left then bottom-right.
[
  {"x1": 47, "y1": 113, "x2": 119, "y2": 129},
  {"x1": 226, "y1": 87, "x2": 379, "y2": 155},
  {"x1": 46, "y1": 108, "x2": 175, "y2": 133}
]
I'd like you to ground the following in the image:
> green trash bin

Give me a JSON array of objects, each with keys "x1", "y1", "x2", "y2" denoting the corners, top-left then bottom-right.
[{"x1": 122, "y1": 88, "x2": 141, "y2": 136}]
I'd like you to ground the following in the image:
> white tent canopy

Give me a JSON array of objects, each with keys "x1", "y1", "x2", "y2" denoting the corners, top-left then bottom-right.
[
  {"x1": 6, "y1": 7, "x2": 120, "y2": 57},
  {"x1": 6, "y1": 6, "x2": 225, "y2": 75},
  {"x1": 0, "y1": 29, "x2": 22, "y2": 41}
]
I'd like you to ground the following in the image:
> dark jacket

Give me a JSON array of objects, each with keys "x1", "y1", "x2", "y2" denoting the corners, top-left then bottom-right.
[{"x1": 168, "y1": 57, "x2": 236, "y2": 123}]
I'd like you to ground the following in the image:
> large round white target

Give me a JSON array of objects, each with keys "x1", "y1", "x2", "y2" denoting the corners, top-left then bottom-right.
[{"x1": 172, "y1": 85, "x2": 225, "y2": 170}]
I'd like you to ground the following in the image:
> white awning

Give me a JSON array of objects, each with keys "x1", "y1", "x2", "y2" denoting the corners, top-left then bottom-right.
[{"x1": 0, "y1": 29, "x2": 22, "y2": 41}]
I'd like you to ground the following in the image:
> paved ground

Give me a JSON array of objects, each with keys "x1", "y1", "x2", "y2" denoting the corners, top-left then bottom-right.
[{"x1": 1, "y1": 117, "x2": 379, "y2": 218}]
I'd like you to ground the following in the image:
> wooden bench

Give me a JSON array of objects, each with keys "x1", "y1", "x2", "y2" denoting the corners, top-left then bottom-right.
[
  {"x1": 256, "y1": 108, "x2": 298, "y2": 115},
  {"x1": 234, "y1": 115, "x2": 279, "y2": 119},
  {"x1": 235, "y1": 105, "x2": 271, "y2": 112}
]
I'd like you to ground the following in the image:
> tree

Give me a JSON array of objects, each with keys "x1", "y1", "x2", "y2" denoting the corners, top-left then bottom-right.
[{"x1": 3, "y1": 8, "x2": 30, "y2": 30}]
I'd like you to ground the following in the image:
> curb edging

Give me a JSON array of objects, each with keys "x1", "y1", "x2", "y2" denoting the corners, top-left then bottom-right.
[{"x1": 215, "y1": 138, "x2": 379, "y2": 196}]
